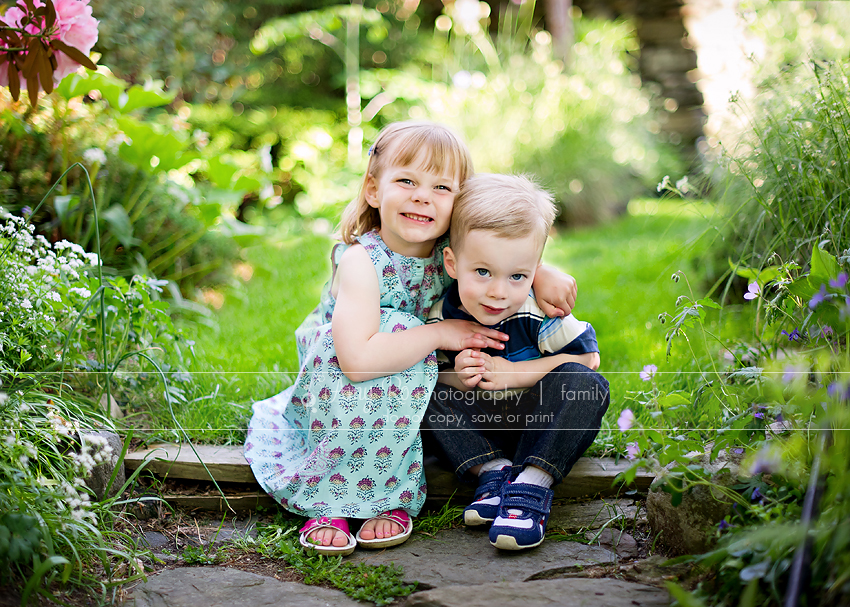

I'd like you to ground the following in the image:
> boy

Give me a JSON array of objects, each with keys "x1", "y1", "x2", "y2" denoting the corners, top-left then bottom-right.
[{"x1": 423, "y1": 173, "x2": 610, "y2": 551}]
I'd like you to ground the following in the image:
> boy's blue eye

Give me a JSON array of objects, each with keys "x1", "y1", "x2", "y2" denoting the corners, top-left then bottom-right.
[
  {"x1": 510, "y1": 273, "x2": 527, "y2": 281},
  {"x1": 436, "y1": 185, "x2": 451, "y2": 191},
  {"x1": 399, "y1": 178, "x2": 414, "y2": 185},
  {"x1": 476, "y1": 268, "x2": 489, "y2": 277}
]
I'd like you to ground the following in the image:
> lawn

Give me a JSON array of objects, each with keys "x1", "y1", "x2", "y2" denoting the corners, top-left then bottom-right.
[{"x1": 158, "y1": 199, "x2": 748, "y2": 450}]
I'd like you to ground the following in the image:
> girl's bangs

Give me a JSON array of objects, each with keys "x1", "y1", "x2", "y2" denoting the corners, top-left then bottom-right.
[{"x1": 386, "y1": 129, "x2": 472, "y2": 181}]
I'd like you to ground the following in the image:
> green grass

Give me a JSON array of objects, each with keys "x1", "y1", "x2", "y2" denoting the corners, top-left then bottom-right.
[{"x1": 147, "y1": 202, "x2": 751, "y2": 449}]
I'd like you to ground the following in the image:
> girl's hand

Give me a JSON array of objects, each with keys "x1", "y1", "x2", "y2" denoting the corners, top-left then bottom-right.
[
  {"x1": 437, "y1": 319, "x2": 508, "y2": 352},
  {"x1": 454, "y1": 348, "x2": 487, "y2": 388},
  {"x1": 533, "y1": 265, "x2": 577, "y2": 317}
]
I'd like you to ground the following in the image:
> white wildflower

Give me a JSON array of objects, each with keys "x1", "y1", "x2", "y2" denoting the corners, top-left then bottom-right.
[
  {"x1": 675, "y1": 176, "x2": 690, "y2": 193},
  {"x1": 83, "y1": 148, "x2": 107, "y2": 165},
  {"x1": 657, "y1": 175, "x2": 670, "y2": 192},
  {"x1": 69, "y1": 287, "x2": 92, "y2": 299},
  {"x1": 48, "y1": 291, "x2": 62, "y2": 302},
  {"x1": 20, "y1": 298, "x2": 33, "y2": 309}
]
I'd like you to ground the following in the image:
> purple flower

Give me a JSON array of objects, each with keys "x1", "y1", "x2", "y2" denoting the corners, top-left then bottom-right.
[
  {"x1": 718, "y1": 519, "x2": 732, "y2": 530},
  {"x1": 822, "y1": 326, "x2": 834, "y2": 339},
  {"x1": 828, "y1": 381, "x2": 850, "y2": 401},
  {"x1": 21, "y1": 206, "x2": 32, "y2": 217},
  {"x1": 750, "y1": 448, "x2": 780, "y2": 474},
  {"x1": 781, "y1": 328, "x2": 802, "y2": 342},
  {"x1": 625, "y1": 442, "x2": 640, "y2": 460},
  {"x1": 617, "y1": 409, "x2": 635, "y2": 431},
  {"x1": 743, "y1": 282, "x2": 760, "y2": 300},
  {"x1": 754, "y1": 412, "x2": 765, "y2": 420},
  {"x1": 640, "y1": 364, "x2": 658, "y2": 382},
  {"x1": 732, "y1": 448, "x2": 744, "y2": 455},
  {"x1": 829, "y1": 272, "x2": 848, "y2": 289},
  {"x1": 809, "y1": 284, "x2": 830, "y2": 309},
  {"x1": 782, "y1": 364, "x2": 804, "y2": 383},
  {"x1": 751, "y1": 487, "x2": 763, "y2": 501}
]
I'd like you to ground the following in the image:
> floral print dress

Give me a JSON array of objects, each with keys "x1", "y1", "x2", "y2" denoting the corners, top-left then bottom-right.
[{"x1": 245, "y1": 230, "x2": 449, "y2": 519}]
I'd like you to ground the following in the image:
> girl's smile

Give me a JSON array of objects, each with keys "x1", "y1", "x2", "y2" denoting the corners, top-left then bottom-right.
[{"x1": 364, "y1": 151, "x2": 459, "y2": 258}]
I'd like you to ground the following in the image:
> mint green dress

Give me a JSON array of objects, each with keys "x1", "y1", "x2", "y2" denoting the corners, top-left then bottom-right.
[{"x1": 245, "y1": 231, "x2": 450, "y2": 519}]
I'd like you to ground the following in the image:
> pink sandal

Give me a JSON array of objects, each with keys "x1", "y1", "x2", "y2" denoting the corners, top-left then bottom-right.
[
  {"x1": 299, "y1": 517, "x2": 356, "y2": 556},
  {"x1": 355, "y1": 509, "x2": 413, "y2": 549}
]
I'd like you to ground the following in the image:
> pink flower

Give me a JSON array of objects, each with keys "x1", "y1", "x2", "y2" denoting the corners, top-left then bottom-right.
[
  {"x1": 625, "y1": 442, "x2": 640, "y2": 460},
  {"x1": 617, "y1": 409, "x2": 634, "y2": 431},
  {"x1": 639, "y1": 364, "x2": 657, "y2": 382},
  {"x1": 0, "y1": 0, "x2": 99, "y2": 92}
]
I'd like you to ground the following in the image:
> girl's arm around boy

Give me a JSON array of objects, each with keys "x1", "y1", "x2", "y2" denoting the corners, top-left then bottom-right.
[{"x1": 331, "y1": 245, "x2": 509, "y2": 382}]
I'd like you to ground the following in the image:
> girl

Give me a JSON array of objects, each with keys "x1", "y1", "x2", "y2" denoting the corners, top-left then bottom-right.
[{"x1": 245, "y1": 121, "x2": 575, "y2": 555}]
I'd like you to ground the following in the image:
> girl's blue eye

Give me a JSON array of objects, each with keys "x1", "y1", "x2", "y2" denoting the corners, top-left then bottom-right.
[
  {"x1": 436, "y1": 185, "x2": 451, "y2": 191},
  {"x1": 476, "y1": 268, "x2": 489, "y2": 277},
  {"x1": 511, "y1": 273, "x2": 527, "y2": 281}
]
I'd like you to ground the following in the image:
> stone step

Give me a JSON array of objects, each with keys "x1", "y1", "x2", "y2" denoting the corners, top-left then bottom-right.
[{"x1": 124, "y1": 444, "x2": 653, "y2": 507}]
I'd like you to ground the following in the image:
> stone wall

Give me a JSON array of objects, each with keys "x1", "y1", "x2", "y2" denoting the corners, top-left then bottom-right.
[{"x1": 575, "y1": 0, "x2": 708, "y2": 150}]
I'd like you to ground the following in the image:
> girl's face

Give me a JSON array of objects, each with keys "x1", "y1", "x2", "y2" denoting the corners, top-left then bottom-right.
[{"x1": 364, "y1": 151, "x2": 460, "y2": 258}]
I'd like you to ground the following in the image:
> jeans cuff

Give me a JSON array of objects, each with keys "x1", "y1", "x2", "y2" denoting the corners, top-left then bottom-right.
[{"x1": 456, "y1": 451, "x2": 507, "y2": 481}]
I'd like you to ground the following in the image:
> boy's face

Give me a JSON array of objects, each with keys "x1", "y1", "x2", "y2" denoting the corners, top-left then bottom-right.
[{"x1": 443, "y1": 229, "x2": 542, "y2": 326}]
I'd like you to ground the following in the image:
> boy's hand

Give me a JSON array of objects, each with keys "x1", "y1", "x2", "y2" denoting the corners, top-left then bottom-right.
[
  {"x1": 438, "y1": 320, "x2": 508, "y2": 352},
  {"x1": 533, "y1": 266, "x2": 577, "y2": 317},
  {"x1": 477, "y1": 354, "x2": 529, "y2": 391},
  {"x1": 453, "y1": 348, "x2": 487, "y2": 388}
]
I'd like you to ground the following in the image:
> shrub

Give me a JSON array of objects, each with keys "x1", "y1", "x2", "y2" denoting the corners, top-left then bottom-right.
[{"x1": 718, "y1": 60, "x2": 850, "y2": 272}]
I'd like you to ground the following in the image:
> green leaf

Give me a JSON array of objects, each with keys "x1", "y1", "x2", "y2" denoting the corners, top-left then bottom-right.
[
  {"x1": 205, "y1": 156, "x2": 240, "y2": 189},
  {"x1": 658, "y1": 393, "x2": 691, "y2": 408},
  {"x1": 117, "y1": 117, "x2": 197, "y2": 174},
  {"x1": 112, "y1": 81, "x2": 176, "y2": 114},
  {"x1": 697, "y1": 297, "x2": 721, "y2": 309},
  {"x1": 53, "y1": 194, "x2": 78, "y2": 223},
  {"x1": 787, "y1": 276, "x2": 816, "y2": 300},
  {"x1": 810, "y1": 245, "x2": 840, "y2": 285},
  {"x1": 218, "y1": 215, "x2": 266, "y2": 247},
  {"x1": 101, "y1": 205, "x2": 137, "y2": 248}
]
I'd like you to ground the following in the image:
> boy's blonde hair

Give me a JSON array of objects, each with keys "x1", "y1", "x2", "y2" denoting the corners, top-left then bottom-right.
[
  {"x1": 338, "y1": 121, "x2": 474, "y2": 244},
  {"x1": 450, "y1": 173, "x2": 557, "y2": 255}
]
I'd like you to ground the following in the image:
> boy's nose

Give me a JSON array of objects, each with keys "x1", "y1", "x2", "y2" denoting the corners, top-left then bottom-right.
[{"x1": 487, "y1": 281, "x2": 507, "y2": 299}]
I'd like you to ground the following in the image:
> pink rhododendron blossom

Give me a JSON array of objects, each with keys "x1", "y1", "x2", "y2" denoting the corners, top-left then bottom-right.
[
  {"x1": 0, "y1": 0, "x2": 98, "y2": 92},
  {"x1": 617, "y1": 409, "x2": 634, "y2": 431}
]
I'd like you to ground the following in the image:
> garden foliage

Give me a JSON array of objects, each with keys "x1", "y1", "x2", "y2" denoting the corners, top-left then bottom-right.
[{"x1": 720, "y1": 61, "x2": 850, "y2": 273}]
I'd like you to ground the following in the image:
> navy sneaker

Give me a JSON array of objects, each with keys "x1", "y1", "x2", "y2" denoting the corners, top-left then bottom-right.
[
  {"x1": 463, "y1": 466, "x2": 512, "y2": 526},
  {"x1": 488, "y1": 481, "x2": 554, "y2": 550}
]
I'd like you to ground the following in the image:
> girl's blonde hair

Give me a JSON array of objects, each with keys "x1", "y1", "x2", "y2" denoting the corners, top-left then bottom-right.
[{"x1": 338, "y1": 121, "x2": 474, "y2": 244}]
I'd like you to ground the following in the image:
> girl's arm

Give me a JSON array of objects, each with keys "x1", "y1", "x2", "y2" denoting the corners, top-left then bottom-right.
[
  {"x1": 533, "y1": 265, "x2": 577, "y2": 317},
  {"x1": 332, "y1": 245, "x2": 509, "y2": 382}
]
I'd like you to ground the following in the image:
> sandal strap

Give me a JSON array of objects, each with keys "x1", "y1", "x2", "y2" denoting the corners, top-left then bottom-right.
[
  {"x1": 299, "y1": 516, "x2": 351, "y2": 535},
  {"x1": 500, "y1": 483, "x2": 553, "y2": 516},
  {"x1": 367, "y1": 509, "x2": 410, "y2": 528}
]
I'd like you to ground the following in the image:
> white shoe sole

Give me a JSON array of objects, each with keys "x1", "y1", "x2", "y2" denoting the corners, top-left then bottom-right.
[
  {"x1": 490, "y1": 534, "x2": 545, "y2": 550},
  {"x1": 464, "y1": 510, "x2": 494, "y2": 526}
]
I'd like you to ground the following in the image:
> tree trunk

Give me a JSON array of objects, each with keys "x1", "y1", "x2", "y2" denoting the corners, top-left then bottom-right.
[{"x1": 545, "y1": 0, "x2": 573, "y2": 65}]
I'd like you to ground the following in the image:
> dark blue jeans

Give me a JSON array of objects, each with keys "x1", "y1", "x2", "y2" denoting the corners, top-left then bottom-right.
[{"x1": 421, "y1": 363, "x2": 610, "y2": 485}]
